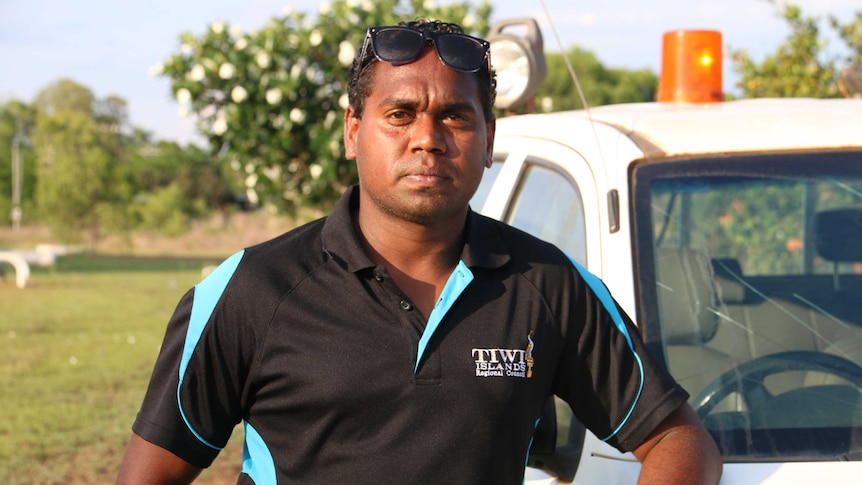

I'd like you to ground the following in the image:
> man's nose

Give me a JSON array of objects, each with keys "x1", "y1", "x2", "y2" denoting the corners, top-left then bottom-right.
[{"x1": 410, "y1": 116, "x2": 446, "y2": 154}]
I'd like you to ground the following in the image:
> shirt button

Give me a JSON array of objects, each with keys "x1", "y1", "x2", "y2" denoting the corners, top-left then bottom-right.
[
  {"x1": 399, "y1": 300, "x2": 413, "y2": 311},
  {"x1": 374, "y1": 272, "x2": 383, "y2": 282}
]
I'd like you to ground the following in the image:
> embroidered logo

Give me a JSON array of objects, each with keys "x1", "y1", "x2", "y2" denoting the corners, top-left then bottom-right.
[{"x1": 471, "y1": 332, "x2": 535, "y2": 379}]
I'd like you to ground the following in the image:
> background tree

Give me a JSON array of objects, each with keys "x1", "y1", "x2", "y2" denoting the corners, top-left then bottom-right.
[
  {"x1": 731, "y1": 2, "x2": 862, "y2": 98},
  {"x1": 31, "y1": 79, "x2": 133, "y2": 243},
  {"x1": 159, "y1": 0, "x2": 492, "y2": 215},
  {"x1": 127, "y1": 137, "x2": 238, "y2": 236},
  {"x1": 32, "y1": 78, "x2": 96, "y2": 116},
  {"x1": 533, "y1": 48, "x2": 657, "y2": 113}
]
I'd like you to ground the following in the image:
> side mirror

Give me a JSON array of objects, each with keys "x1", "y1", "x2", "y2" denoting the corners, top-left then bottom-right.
[{"x1": 527, "y1": 396, "x2": 587, "y2": 481}]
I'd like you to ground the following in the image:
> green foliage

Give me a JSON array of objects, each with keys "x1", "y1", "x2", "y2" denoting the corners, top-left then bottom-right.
[
  {"x1": 31, "y1": 105, "x2": 133, "y2": 243},
  {"x1": 533, "y1": 48, "x2": 658, "y2": 112},
  {"x1": 134, "y1": 183, "x2": 190, "y2": 237},
  {"x1": 730, "y1": 2, "x2": 862, "y2": 98},
  {"x1": 128, "y1": 139, "x2": 235, "y2": 222},
  {"x1": 32, "y1": 78, "x2": 97, "y2": 116},
  {"x1": 830, "y1": 11, "x2": 862, "y2": 65},
  {"x1": 159, "y1": 0, "x2": 492, "y2": 214}
]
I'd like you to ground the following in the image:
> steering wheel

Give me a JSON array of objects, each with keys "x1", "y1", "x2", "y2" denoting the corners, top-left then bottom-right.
[{"x1": 693, "y1": 350, "x2": 862, "y2": 419}]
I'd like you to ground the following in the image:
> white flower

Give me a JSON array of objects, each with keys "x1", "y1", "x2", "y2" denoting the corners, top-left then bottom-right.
[
  {"x1": 147, "y1": 62, "x2": 164, "y2": 77},
  {"x1": 423, "y1": 0, "x2": 436, "y2": 8},
  {"x1": 289, "y1": 108, "x2": 306, "y2": 124},
  {"x1": 339, "y1": 93, "x2": 349, "y2": 110},
  {"x1": 290, "y1": 63, "x2": 302, "y2": 80},
  {"x1": 271, "y1": 114, "x2": 287, "y2": 129},
  {"x1": 177, "y1": 106, "x2": 190, "y2": 118},
  {"x1": 245, "y1": 173, "x2": 258, "y2": 187},
  {"x1": 541, "y1": 96, "x2": 553, "y2": 112},
  {"x1": 319, "y1": 2, "x2": 332, "y2": 15},
  {"x1": 219, "y1": 62, "x2": 236, "y2": 79},
  {"x1": 338, "y1": 41, "x2": 355, "y2": 66},
  {"x1": 212, "y1": 118, "x2": 228, "y2": 135},
  {"x1": 462, "y1": 14, "x2": 477, "y2": 28},
  {"x1": 246, "y1": 188, "x2": 260, "y2": 206},
  {"x1": 188, "y1": 64, "x2": 206, "y2": 81},
  {"x1": 309, "y1": 163, "x2": 323, "y2": 180},
  {"x1": 346, "y1": 0, "x2": 360, "y2": 7},
  {"x1": 235, "y1": 37, "x2": 248, "y2": 50},
  {"x1": 211, "y1": 21, "x2": 226, "y2": 35},
  {"x1": 231, "y1": 85, "x2": 248, "y2": 103},
  {"x1": 244, "y1": 163, "x2": 255, "y2": 174},
  {"x1": 176, "y1": 88, "x2": 191, "y2": 104},
  {"x1": 256, "y1": 51, "x2": 271, "y2": 69},
  {"x1": 306, "y1": 66, "x2": 321, "y2": 82},
  {"x1": 265, "y1": 88, "x2": 283, "y2": 105},
  {"x1": 360, "y1": 0, "x2": 373, "y2": 12},
  {"x1": 229, "y1": 25, "x2": 244, "y2": 37},
  {"x1": 324, "y1": 110, "x2": 337, "y2": 129},
  {"x1": 309, "y1": 30, "x2": 322, "y2": 47},
  {"x1": 181, "y1": 43, "x2": 193, "y2": 55},
  {"x1": 282, "y1": 6, "x2": 295, "y2": 16},
  {"x1": 329, "y1": 139, "x2": 341, "y2": 158}
]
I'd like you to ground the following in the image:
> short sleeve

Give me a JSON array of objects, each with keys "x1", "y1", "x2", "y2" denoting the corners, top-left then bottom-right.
[
  {"x1": 553, "y1": 260, "x2": 688, "y2": 452},
  {"x1": 132, "y1": 252, "x2": 251, "y2": 467}
]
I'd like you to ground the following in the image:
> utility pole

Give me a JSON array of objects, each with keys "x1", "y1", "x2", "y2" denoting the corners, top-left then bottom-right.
[{"x1": 11, "y1": 130, "x2": 23, "y2": 230}]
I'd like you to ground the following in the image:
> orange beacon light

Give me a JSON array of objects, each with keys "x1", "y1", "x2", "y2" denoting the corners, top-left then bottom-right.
[{"x1": 657, "y1": 30, "x2": 724, "y2": 102}]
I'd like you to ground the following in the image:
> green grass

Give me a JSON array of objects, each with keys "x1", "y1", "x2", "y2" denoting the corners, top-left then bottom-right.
[{"x1": 0, "y1": 256, "x2": 242, "y2": 484}]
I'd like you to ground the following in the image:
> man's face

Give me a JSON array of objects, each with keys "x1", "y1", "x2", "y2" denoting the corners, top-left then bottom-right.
[{"x1": 344, "y1": 46, "x2": 495, "y2": 226}]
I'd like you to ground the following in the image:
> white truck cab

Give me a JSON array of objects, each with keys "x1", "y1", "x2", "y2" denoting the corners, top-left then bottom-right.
[{"x1": 480, "y1": 19, "x2": 862, "y2": 485}]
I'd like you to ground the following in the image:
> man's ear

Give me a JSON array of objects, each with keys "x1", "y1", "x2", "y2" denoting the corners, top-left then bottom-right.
[
  {"x1": 344, "y1": 106, "x2": 359, "y2": 160},
  {"x1": 485, "y1": 114, "x2": 496, "y2": 165}
]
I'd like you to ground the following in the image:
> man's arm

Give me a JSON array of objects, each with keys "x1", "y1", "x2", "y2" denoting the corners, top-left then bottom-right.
[
  {"x1": 115, "y1": 433, "x2": 203, "y2": 485},
  {"x1": 633, "y1": 403, "x2": 722, "y2": 485}
]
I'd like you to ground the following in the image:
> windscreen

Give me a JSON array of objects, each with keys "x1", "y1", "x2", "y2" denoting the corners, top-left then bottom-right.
[{"x1": 633, "y1": 151, "x2": 862, "y2": 461}]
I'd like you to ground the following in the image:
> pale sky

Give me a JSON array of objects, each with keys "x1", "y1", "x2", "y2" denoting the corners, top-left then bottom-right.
[{"x1": 0, "y1": 0, "x2": 857, "y2": 144}]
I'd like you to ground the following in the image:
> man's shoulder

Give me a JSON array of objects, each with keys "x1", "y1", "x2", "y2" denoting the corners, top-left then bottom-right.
[{"x1": 226, "y1": 216, "x2": 330, "y2": 282}]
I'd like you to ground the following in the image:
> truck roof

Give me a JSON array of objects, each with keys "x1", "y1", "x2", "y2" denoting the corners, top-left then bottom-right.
[{"x1": 494, "y1": 98, "x2": 862, "y2": 159}]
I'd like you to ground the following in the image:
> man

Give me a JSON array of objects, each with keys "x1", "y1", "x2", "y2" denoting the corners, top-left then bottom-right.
[{"x1": 116, "y1": 19, "x2": 722, "y2": 484}]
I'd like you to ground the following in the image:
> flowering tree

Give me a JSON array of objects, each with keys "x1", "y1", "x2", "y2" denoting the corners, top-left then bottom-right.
[
  {"x1": 158, "y1": 0, "x2": 492, "y2": 214},
  {"x1": 731, "y1": 3, "x2": 862, "y2": 98}
]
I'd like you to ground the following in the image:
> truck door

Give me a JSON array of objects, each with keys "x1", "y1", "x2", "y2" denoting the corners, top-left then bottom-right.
[{"x1": 479, "y1": 137, "x2": 601, "y2": 270}]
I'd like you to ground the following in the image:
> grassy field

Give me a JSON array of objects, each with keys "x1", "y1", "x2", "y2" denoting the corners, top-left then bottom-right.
[{"x1": 0, "y1": 256, "x2": 247, "y2": 484}]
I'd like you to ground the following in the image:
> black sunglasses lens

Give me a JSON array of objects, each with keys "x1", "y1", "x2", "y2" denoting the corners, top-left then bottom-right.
[
  {"x1": 435, "y1": 34, "x2": 487, "y2": 72},
  {"x1": 372, "y1": 28, "x2": 424, "y2": 63}
]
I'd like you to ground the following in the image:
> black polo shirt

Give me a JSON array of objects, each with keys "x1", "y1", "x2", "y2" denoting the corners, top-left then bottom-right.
[{"x1": 133, "y1": 185, "x2": 686, "y2": 484}]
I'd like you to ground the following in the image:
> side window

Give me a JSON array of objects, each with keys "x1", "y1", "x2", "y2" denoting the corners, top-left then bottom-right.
[
  {"x1": 505, "y1": 162, "x2": 587, "y2": 266},
  {"x1": 469, "y1": 159, "x2": 504, "y2": 212}
]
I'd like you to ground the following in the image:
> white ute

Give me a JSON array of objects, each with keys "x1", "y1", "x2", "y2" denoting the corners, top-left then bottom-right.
[{"x1": 482, "y1": 18, "x2": 862, "y2": 485}]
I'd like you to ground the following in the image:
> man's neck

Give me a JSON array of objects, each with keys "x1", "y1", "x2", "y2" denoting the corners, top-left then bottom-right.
[{"x1": 357, "y1": 203, "x2": 467, "y2": 318}]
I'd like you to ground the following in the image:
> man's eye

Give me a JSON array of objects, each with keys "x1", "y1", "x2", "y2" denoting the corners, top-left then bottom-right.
[{"x1": 445, "y1": 113, "x2": 471, "y2": 124}]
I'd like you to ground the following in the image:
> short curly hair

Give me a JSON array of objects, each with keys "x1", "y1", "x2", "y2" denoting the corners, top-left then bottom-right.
[{"x1": 346, "y1": 19, "x2": 496, "y2": 120}]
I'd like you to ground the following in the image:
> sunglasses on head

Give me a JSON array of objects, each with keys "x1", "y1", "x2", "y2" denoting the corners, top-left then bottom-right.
[{"x1": 360, "y1": 25, "x2": 490, "y2": 73}]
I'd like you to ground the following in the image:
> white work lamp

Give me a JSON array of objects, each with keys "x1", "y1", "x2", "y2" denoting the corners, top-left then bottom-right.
[{"x1": 488, "y1": 18, "x2": 547, "y2": 111}]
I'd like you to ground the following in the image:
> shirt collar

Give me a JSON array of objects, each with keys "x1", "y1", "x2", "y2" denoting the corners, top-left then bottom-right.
[{"x1": 321, "y1": 185, "x2": 510, "y2": 273}]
